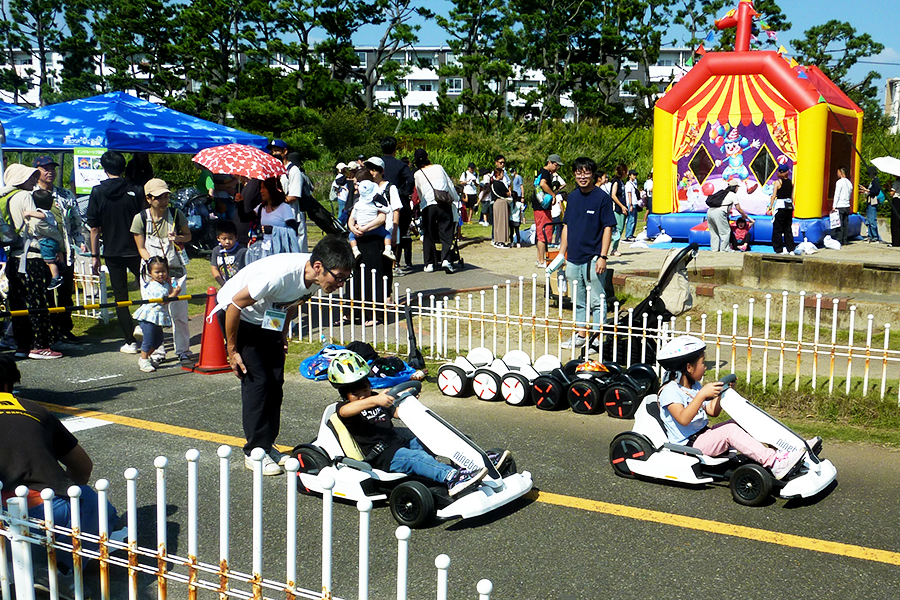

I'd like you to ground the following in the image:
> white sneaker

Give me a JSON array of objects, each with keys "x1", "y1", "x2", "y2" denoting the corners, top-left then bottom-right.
[
  {"x1": 138, "y1": 357, "x2": 156, "y2": 373},
  {"x1": 423, "y1": 264, "x2": 434, "y2": 273},
  {"x1": 560, "y1": 335, "x2": 586, "y2": 349},
  {"x1": 133, "y1": 325, "x2": 143, "y2": 341},
  {"x1": 268, "y1": 448, "x2": 289, "y2": 466},
  {"x1": 245, "y1": 453, "x2": 284, "y2": 476},
  {"x1": 383, "y1": 248, "x2": 396, "y2": 260},
  {"x1": 151, "y1": 344, "x2": 166, "y2": 362},
  {"x1": 781, "y1": 249, "x2": 789, "y2": 255},
  {"x1": 770, "y1": 448, "x2": 805, "y2": 480},
  {"x1": 120, "y1": 342, "x2": 139, "y2": 354},
  {"x1": 352, "y1": 246, "x2": 361, "y2": 258}
]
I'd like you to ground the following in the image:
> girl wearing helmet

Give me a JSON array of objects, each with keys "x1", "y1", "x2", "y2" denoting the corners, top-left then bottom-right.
[
  {"x1": 328, "y1": 351, "x2": 489, "y2": 496},
  {"x1": 656, "y1": 336, "x2": 804, "y2": 480}
]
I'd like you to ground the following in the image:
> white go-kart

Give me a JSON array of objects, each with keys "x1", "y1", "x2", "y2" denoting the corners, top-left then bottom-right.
[
  {"x1": 291, "y1": 381, "x2": 533, "y2": 527},
  {"x1": 609, "y1": 375, "x2": 837, "y2": 506}
]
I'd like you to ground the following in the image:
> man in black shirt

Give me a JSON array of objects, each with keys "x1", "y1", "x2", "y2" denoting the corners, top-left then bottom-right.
[{"x1": 381, "y1": 136, "x2": 415, "y2": 273}]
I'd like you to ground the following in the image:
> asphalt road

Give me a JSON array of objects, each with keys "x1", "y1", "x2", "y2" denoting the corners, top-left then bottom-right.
[{"x1": 13, "y1": 339, "x2": 900, "y2": 600}]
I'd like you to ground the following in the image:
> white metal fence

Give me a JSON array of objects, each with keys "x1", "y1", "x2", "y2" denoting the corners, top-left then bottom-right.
[
  {"x1": 299, "y1": 263, "x2": 900, "y2": 403},
  {"x1": 0, "y1": 447, "x2": 495, "y2": 600},
  {"x1": 72, "y1": 263, "x2": 109, "y2": 323}
]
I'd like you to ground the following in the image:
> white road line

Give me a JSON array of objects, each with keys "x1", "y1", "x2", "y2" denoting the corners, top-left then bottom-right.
[
  {"x1": 70, "y1": 374, "x2": 123, "y2": 384},
  {"x1": 61, "y1": 415, "x2": 112, "y2": 433}
]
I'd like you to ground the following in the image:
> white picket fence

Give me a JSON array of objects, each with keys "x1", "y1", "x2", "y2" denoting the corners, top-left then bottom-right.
[
  {"x1": 0, "y1": 447, "x2": 495, "y2": 600},
  {"x1": 299, "y1": 263, "x2": 900, "y2": 403}
]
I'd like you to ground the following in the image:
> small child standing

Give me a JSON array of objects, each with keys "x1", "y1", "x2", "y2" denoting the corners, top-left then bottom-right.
[
  {"x1": 210, "y1": 220, "x2": 247, "y2": 286},
  {"x1": 133, "y1": 256, "x2": 180, "y2": 373},
  {"x1": 509, "y1": 196, "x2": 525, "y2": 248},
  {"x1": 24, "y1": 189, "x2": 64, "y2": 290},
  {"x1": 348, "y1": 179, "x2": 395, "y2": 260}
]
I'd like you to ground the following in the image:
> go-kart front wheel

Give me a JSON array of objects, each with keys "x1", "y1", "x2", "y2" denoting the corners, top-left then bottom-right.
[
  {"x1": 291, "y1": 445, "x2": 331, "y2": 494},
  {"x1": 730, "y1": 464, "x2": 773, "y2": 507},
  {"x1": 389, "y1": 481, "x2": 436, "y2": 528},
  {"x1": 608, "y1": 433, "x2": 654, "y2": 478}
]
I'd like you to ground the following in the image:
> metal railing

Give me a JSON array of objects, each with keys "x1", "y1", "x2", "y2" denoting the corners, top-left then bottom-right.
[
  {"x1": 299, "y1": 263, "x2": 900, "y2": 403},
  {"x1": 72, "y1": 263, "x2": 109, "y2": 323},
  {"x1": 0, "y1": 447, "x2": 495, "y2": 600}
]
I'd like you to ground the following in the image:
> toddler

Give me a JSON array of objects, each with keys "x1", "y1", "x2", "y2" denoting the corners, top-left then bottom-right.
[
  {"x1": 729, "y1": 217, "x2": 752, "y2": 252},
  {"x1": 24, "y1": 189, "x2": 64, "y2": 290},
  {"x1": 133, "y1": 256, "x2": 180, "y2": 373},
  {"x1": 210, "y1": 220, "x2": 247, "y2": 285},
  {"x1": 348, "y1": 180, "x2": 394, "y2": 260}
]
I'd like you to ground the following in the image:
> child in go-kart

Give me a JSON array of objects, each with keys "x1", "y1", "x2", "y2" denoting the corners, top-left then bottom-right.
[
  {"x1": 656, "y1": 336, "x2": 805, "y2": 480},
  {"x1": 328, "y1": 351, "x2": 507, "y2": 496}
]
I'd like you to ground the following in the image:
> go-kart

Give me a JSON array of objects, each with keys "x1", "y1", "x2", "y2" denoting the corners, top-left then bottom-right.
[
  {"x1": 290, "y1": 381, "x2": 533, "y2": 527},
  {"x1": 608, "y1": 375, "x2": 837, "y2": 506},
  {"x1": 437, "y1": 347, "x2": 494, "y2": 398}
]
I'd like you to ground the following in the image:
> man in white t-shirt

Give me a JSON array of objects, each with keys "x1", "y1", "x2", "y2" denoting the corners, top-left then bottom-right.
[
  {"x1": 216, "y1": 235, "x2": 355, "y2": 475},
  {"x1": 832, "y1": 166, "x2": 854, "y2": 246}
]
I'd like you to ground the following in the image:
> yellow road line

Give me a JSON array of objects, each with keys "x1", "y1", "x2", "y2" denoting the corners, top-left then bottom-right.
[{"x1": 41, "y1": 402, "x2": 900, "y2": 566}]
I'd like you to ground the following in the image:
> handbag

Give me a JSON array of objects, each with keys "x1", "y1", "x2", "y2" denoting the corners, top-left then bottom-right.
[
  {"x1": 421, "y1": 168, "x2": 453, "y2": 204},
  {"x1": 829, "y1": 209, "x2": 841, "y2": 229}
]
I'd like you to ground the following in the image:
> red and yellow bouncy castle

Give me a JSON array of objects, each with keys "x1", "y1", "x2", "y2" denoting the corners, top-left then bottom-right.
[{"x1": 650, "y1": 1, "x2": 863, "y2": 242}]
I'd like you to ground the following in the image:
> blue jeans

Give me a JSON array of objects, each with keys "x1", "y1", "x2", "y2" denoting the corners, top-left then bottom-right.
[
  {"x1": 27, "y1": 485, "x2": 119, "y2": 570},
  {"x1": 139, "y1": 320, "x2": 164, "y2": 354},
  {"x1": 866, "y1": 204, "x2": 881, "y2": 241},
  {"x1": 610, "y1": 213, "x2": 625, "y2": 252},
  {"x1": 389, "y1": 438, "x2": 454, "y2": 483},
  {"x1": 564, "y1": 259, "x2": 608, "y2": 332},
  {"x1": 625, "y1": 207, "x2": 638, "y2": 239}
]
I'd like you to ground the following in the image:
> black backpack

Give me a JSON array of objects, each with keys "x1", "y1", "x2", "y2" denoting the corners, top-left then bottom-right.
[{"x1": 705, "y1": 188, "x2": 730, "y2": 208}]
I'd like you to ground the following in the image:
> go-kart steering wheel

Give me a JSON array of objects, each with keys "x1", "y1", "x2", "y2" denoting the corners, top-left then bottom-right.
[
  {"x1": 719, "y1": 374, "x2": 737, "y2": 386},
  {"x1": 386, "y1": 380, "x2": 422, "y2": 405}
]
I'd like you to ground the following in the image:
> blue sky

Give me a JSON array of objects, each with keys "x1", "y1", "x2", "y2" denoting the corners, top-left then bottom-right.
[{"x1": 353, "y1": 0, "x2": 899, "y2": 97}]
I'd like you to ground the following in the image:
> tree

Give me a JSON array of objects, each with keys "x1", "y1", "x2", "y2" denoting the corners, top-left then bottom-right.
[
  {"x1": 791, "y1": 20, "x2": 885, "y2": 119},
  {"x1": 54, "y1": 0, "x2": 99, "y2": 101},
  {"x1": 0, "y1": 4, "x2": 30, "y2": 104},
  {"x1": 379, "y1": 58, "x2": 410, "y2": 130},
  {"x1": 673, "y1": 0, "x2": 788, "y2": 51},
  {"x1": 5, "y1": 0, "x2": 65, "y2": 105}
]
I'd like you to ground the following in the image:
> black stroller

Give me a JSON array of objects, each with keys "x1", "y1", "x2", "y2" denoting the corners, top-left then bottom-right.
[
  {"x1": 591, "y1": 242, "x2": 699, "y2": 366},
  {"x1": 172, "y1": 187, "x2": 216, "y2": 256}
]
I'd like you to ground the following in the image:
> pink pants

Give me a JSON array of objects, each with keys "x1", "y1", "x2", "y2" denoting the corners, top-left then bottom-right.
[{"x1": 692, "y1": 420, "x2": 777, "y2": 467}]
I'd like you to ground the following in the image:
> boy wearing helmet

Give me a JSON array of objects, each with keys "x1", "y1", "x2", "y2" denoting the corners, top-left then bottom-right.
[
  {"x1": 328, "y1": 351, "x2": 489, "y2": 496},
  {"x1": 656, "y1": 336, "x2": 804, "y2": 480}
]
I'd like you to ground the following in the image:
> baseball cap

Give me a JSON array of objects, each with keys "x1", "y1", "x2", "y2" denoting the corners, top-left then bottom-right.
[
  {"x1": 144, "y1": 178, "x2": 171, "y2": 197},
  {"x1": 547, "y1": 154, "x2": 564, "y2": 166},
  {"x1": 336, "y1": 162, "x2": 348, "y2": 171},
  {"x1": 32, "y1": 155, "x2": 59, "y2": 168},
  {"x1": 364, "y1": 156, "x2": 385, "y2": 171},
  {"x1": 777, "y1": 164, "x2": 790, "y2": 173},
  {"x1": 266, "y1": 139, "x2": 288, "y2": 151}
]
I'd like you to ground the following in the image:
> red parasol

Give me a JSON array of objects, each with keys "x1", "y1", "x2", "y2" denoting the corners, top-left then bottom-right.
[{"x1": 192, "y1": 143, "x2": 285, "y2": 180}]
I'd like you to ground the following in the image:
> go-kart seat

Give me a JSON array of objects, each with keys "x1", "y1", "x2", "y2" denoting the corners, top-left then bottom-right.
[{"x1": 325, "y1": 411, "x2": 366, "y2": 461}]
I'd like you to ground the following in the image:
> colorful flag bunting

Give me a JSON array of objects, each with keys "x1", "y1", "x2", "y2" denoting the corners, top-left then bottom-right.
[
  {"x1": 686, "y1": 56, "x2": 694, "y2": 67},
  {"x1": 705, "y1": 31, "x2": 716, "y2": 44},
  {"x1": 766, "y1": 30, "x2": 778, "y2": 40},
  {"x1": 789, "y1": 58, "x2": 798, "y2": 68},
  {"x1": 797, "y1": 71, "x2": 808, "y2": 80},
  {"x1": 778, "y1": 45, "x2": 787, "y2": 55},
  {"x1": 696, "y1": 44, "x2": 707, "y2": 55}
]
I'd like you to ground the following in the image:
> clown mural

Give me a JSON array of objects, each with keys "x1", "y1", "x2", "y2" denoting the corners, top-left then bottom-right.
[{"x1": 710, "y1": 121, "x2": 761, "y2": 194}]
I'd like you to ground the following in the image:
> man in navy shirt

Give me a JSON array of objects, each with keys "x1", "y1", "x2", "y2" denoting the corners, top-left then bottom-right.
[{"x1": 557, "y1": 157, "x2": 616, "y2": 349}]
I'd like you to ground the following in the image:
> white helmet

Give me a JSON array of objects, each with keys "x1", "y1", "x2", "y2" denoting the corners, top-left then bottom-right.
[{"x1": 657, "y1": 335, "x2": 706, "y2": 372}]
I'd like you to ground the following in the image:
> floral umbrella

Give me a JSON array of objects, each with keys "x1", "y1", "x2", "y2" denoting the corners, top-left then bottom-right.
[{"x1": 192, "y1": 143, "x2": 285, "y2": 180}]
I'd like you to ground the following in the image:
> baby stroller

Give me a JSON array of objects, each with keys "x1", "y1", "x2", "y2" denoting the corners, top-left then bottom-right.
[
  {"x1": 172, "y1": 187, "x2": 216, "y2": 256},
  {"x1": 593, "y1": 242, "x2": 699, "y2": 367}
]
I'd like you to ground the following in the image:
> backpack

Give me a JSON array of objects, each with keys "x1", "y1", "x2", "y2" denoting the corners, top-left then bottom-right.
[
  {"x1": 0, "y1": 189, "x2": 23, "y2": 248},
  {"x1": 705, "y1": 188, "x2": 730, "y2": 208},
  {"x1": 531, "y1": 173, "x2": 553, "y2": 210}
]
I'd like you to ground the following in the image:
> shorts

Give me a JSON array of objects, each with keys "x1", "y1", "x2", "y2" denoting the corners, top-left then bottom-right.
[
  {"x1": 534, "y1": 209, "x2": 553, "y2": 243},
  {"x1": 349, "y1": 225, "x2": 390, "y2": 243},
  {"x1": 466, "y1": 194, "x2": 478, "y2": 209},
  {"x1": 38, "y1": 237, "x2": 60, "y2": 262}
]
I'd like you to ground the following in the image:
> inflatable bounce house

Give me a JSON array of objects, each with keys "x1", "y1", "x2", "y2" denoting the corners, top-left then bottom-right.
[{"x1": 650, "y1": 0, "x2": 864, "y2": 246}]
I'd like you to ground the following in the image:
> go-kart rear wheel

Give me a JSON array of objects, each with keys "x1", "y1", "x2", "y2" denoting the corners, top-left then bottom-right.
[
  {"x1": 290, "y1": 445, "x2": 331, "y2": 494},
  {"x1": 568, "y1": 379, "x2": 604, "y2": 414},
  {"x1": 389, "y1": 481, "x2": 436, "y2": 528},
  {"x1": 438, "y1": 365, "x2": 469, "y2": 397},
  {"x1": 532, "y1": 375, "x2": 567, "y2": 411},
  {"x1": 608, "y1": 433, "x2": 654, "y2": 478},
  {"x1": 603, "y1": 383, "x2": 640, "y2": 419},
  {"x1": 501, "y1": 373, "x2": 532, "y2": 406},
  {"x1": 730, "y1": 464, "x2": 773, "y2": 507},
  {"x1": 472, "y1": 369, "x2": 502, "y2": 401},
  {"x1": 626, "y1": 363, "x2": 660, "y2": 396}
]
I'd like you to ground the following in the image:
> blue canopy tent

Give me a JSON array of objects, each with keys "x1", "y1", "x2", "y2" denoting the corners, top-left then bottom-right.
[
  {"x1": 0, "y1": 100, "x2": 30, "y2": 121},
  {"x1": 0, "y1": 91, "x2": 266, "y2": 153}
]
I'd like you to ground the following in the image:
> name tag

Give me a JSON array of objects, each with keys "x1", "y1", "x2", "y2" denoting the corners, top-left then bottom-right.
[{"x1": 262, "y1": 309, "x2": 287, "y2": 332}]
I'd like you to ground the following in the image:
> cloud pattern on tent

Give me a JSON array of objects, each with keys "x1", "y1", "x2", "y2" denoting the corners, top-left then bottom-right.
[{"x1": 1, "y1": 91, "x2": 266, "y2": 154}]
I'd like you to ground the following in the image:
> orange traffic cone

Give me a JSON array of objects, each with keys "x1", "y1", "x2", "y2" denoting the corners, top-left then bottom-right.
[{"x1": 184, "y1": 286, "x2": 232, "y2": 375}]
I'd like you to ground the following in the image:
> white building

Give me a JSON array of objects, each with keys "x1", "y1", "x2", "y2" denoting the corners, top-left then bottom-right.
[{"x1": 886, "y1": 78, "x2": 900, "y2": 134}]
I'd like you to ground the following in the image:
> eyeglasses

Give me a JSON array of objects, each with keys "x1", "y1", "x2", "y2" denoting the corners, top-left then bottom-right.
[
  {"x1": 325, "y1": 266, "x2": 353, "y2": 284},
  {"x1": 574, "y1": 170, "x2": 594, "y2": 177}
]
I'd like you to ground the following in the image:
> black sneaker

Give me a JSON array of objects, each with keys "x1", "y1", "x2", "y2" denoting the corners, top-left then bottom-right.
[
  {"x1": 486, "y1": 450, "x2": 510, "y2": 471},
  {"x1": 446, "y1": 467, "x2": 488, "y2": 496},
  {"x1": 47, "y1": 276, "x2": 64, "y2": 291}
]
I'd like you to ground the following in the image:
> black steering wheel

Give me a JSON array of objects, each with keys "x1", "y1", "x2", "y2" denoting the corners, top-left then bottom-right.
[
  {"x1": 719, "y1": 374, "x2": 737, "y2": 386},
  {"x1": 386, "y1": 380, "x2": 422, "y2": 405}
]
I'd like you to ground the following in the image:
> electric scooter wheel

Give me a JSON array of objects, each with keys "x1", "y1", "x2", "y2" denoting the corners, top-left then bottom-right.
[
  {"x1": 532, "y1": 375, "x2": 567, "y2": 411},
  {"x1": 603, "y1": 383, "x2": 640, "y2": 419},
  {"x1": 568, "y1": 379, "x2": 604, "y2": 414},
  {"x1": 389, "y1": 481, "x2": 436, "y2": 528},
  {"x1": 608, "y1": 432, "x2": 654, "y2": 479},
  {"x1": 626, "y1": 363, "x2": 660, "y2": 396},
  {"x1": 438, "y1": 365, "x2": 470, "y2": 397},
  {"x1": 290, "y1": 445, "x2": 331, "y2": 494},
  {"x1": 472, "y1": 369, "x2": 502, "y2": 401},
  {"x1": 730, "y1": 464, "x2": 773, "y2": 507},
  {"x1": 501, "y1": 373, "x2": 532, "y2": 406}
]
